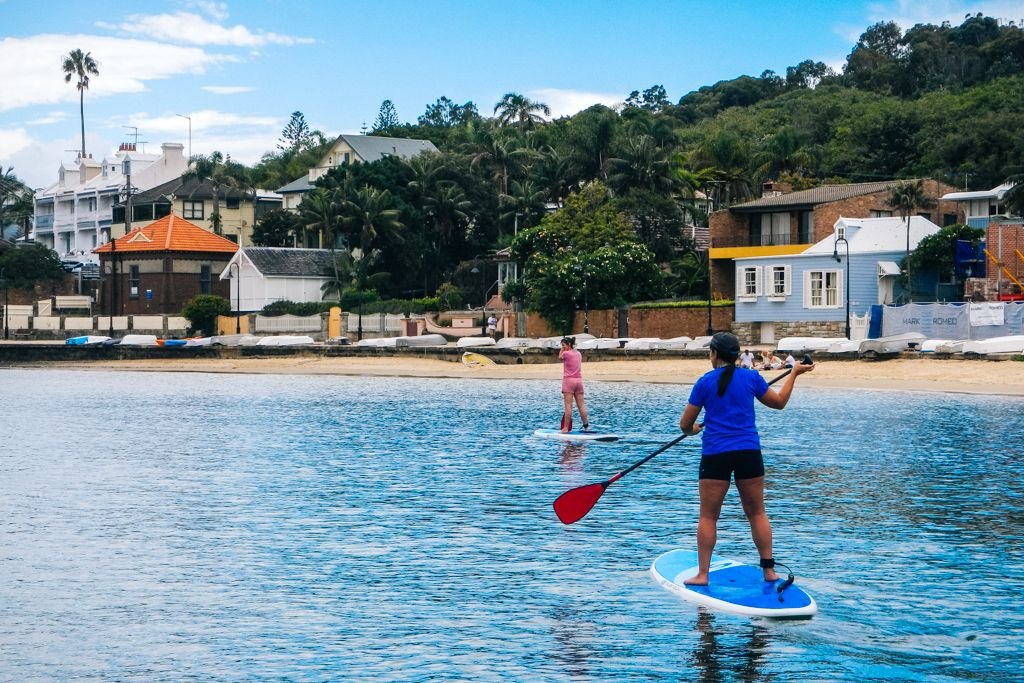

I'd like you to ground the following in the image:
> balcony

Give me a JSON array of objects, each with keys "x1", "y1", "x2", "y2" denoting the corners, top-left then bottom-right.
[{"x1": 35, "y1": 215, "x2": 54, "y2": 231}]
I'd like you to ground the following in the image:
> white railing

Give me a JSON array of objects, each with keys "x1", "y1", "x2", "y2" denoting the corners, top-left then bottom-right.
[
  {"x1": 343, "y1": 312, "x2": 405, "y2": 335},
  {"x1": 255, "y1": 313, "x2": 323, "y2": 333}
]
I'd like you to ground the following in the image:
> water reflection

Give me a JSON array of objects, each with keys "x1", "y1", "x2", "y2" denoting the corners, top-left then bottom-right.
[
  {"x1": 549, "y1": 604, "x2": 598, "y2": 679},
  {"x1": 559, "y1": 444, "x2": 587, "y2": 473},
  {"x1": 690, "y1": 611, "x2": 770, "y2": 683}
]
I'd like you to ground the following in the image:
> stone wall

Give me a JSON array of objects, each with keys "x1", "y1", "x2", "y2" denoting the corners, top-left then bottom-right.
[{"x1": 731, "y1": 320, "x2": 845, "y2": 346}]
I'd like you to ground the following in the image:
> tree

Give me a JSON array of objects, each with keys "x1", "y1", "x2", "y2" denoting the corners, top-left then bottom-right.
[
  {"x1": 493, "y1": 92, "x2": 551, "y2": 128},
  {"x1": 339, "y1": 186, "x2": 404, "y2": 256},
  {"x1": 418, "y1": 97, "x2": 479, "y2": 127},
  {"x1": 606, "y1": 134, "x2": 675, "y2": 195},
  {"x1": 300, "y1": 188, "x2": 344, "y2": 285},
  {"x1": 180, "y1": 294, "x2": 230, "y2": 336},
  {"x1": 904, "y1": 223, "x2": 985, "y2": 296},
  {"x1": 624, "y1": 85, "x2": 670, "y2": 112},
  {"x1": 373, "y1": 100, "x2": 401, "y2": 133},
  {"x1": 181, "y1": 151, "x2": 248, "y2": 235},
  {"x1": 251, "y1": 208, "x2": 301, "y2": 247},
  {"x1": 61, "y1": 49, "x2": 99, "y2": 158},
  {"x1": 1005, "y1": 173, "x2": 1024, "y2": 217},
  {"x1": 278, "y1": 111, "x2": 313, "y2": 151},
  {"x1": 0, "y1": 168, "x2": 33, "y2": 240},
  {"x1": 888, "y1": 179, "x2": 933, "y2": 301},
  {"x1": 507, "y1": 182, "x2": 663, "y2": 330},
  {"x1": 0, "y1": 243, "x2": 64, "y2": 289}
]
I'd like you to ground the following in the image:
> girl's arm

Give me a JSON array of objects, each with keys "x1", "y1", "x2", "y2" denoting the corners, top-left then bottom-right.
[
  {"x1": 679, "y1": 403, "x2": 703, "y2": 435},
  {"x1": 758, "y1": 362, "x2": 814, "y2": 410}
]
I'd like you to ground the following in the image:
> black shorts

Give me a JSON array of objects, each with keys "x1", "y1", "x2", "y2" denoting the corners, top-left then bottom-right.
[{"x1": 698, "y1": 449, "x2": 765, "y2": 482}]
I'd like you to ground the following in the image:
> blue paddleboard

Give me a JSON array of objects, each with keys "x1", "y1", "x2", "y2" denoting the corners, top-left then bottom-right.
[
  {"x1": 533, "y1": 428, "x2": 619, "y2": 442},
  {"x1": 651, "y1": 549, "x2": 817, "y2": 618}
]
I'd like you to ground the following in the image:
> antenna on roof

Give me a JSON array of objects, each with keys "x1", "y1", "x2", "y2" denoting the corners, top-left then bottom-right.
[
  {"x1": 122, "y1": 126, "x2": 149, "y2": 153},
  {"x1": 360, "y1": 122, "x2": 368, "y2": 135}
]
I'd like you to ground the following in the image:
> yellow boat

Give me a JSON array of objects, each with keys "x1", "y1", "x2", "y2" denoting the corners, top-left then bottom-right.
[{"x1": 461, "y1": 351, "x2": 496, "y2": 366}]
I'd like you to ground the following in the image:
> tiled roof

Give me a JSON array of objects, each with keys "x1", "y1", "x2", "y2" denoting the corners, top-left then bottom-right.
[
  {"x1": 242, "y1": 247, "x2": 335, "y2": 277},
  {"x1": 131, "y1": 176, "x2": 247, "y2": 203},
  {"x1": 341, "y1": 134, "x2": 438, "y2": 163},
  {"x1": 94, "y1": 213, "x2": 240, "y2": 254},
  {"x1": 729, "y1": 180, "x2": 909, "y2": 212}
]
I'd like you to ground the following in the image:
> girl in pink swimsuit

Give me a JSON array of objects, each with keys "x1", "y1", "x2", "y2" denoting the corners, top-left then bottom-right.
[{"x1": 558, "y1": 336, "x2": 590, "y2": 432}]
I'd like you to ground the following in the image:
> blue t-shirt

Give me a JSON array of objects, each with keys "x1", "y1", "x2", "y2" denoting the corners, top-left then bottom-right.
[{"x1": 687, "y1": 367, "x2": 770, "y2": 456}]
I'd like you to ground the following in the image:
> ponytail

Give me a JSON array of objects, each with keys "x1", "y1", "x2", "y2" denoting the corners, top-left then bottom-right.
[{"x1": 716, "y1": 363, "x2": 737, "y2": 397}]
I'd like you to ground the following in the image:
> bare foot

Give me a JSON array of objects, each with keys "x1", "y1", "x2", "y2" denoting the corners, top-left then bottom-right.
[
  {"x1": 683, "y1": 573, "x2": 708, "y2": 586},
  {"x1": 763, "y1": 569, "x2": 779, "y2": 582}
]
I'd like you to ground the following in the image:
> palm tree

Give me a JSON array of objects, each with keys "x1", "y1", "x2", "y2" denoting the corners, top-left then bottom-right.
[
  {"x1": 499, "y1": 179, "x2": 547, "y2": 236},
  {"x1": 339, "y1": 186, "x2": 404, "y2": 255},
  {"x1": 493, "y1": 92, "x2": 550, "y2": 128},
  {"x1": 62, "y1": 49, "x2": 99, "y2": 159},
  {"x1": 301, "y1": 187, "x2": 343, "y2": 249},
  {"x1": 0, "y1": 168, "x2": 33, "y2": 240},
  {"x1": 605, "y1": 134, "x2": 675, "y2": 195},
  {"x1": 887, "y1": 179, "x2": 933, "y2": 301},
  {"x1": 182, "y1": 152, "x2": 246, "y2": 235},
  {"x1": 1004, "y1": 173, "x2": 1024, "y2": 217}
]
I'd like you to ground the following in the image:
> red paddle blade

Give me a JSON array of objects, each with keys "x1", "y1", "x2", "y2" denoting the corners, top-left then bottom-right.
[{"x1": 553, "y1": 482, "x2": 608, "y2": 524}]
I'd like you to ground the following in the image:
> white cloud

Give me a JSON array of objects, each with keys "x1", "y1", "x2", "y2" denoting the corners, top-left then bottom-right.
[
  {"x1": 0, "y1": 33, "x2": 234, "y2": 112},
  {"x1": 188, "y1": 0, "x2": 230, "y2": 22},
  {"x1": 202, "y1": 85, "x2": 255, "y2": 95},
  {"x1": 122, "y1": 109, "x2": 280, "y2": 135},
  {"x1": 27, "y1": 112, "x2": 68, "y2": 126},
  {"x1": 0, "y1": 130, "x2": 81, "y2": 189},
  {"x1": 0, "y1": 127, "x2": 34, "y2": 160},
  {"x1": 527, "y1": 88, "x2": 624, "y2": 119},
  {"x1": 97, "y1": 12, "x2": 315, "y2": 47}
]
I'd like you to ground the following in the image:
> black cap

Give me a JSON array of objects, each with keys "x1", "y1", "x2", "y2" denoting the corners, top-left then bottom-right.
[{"x1": 709, "y1": 331, "x2": 740, "y2": 358}]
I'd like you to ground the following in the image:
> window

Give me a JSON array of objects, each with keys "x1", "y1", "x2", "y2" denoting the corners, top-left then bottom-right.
[
  {"x1": 132, "y1": 204, "x2": 154, "y2": 222},
  {"x1": 768, "y1": 265, "x2": 792, "y2": 299},
  {"x1": 804, "y1": 270, "x2": 841, "y2": 308},
  {"x1": 736, "y1": 265, "x2": 761, "y2": 300},
  {"x1": 760, "y1": 213, "x2": 791, "y2": 245},
  {"x1": 129, "y1": 265, "x2": 140, "y2": 299},
  {"x1": 343, "y1": 152, "x2": 351, "y2": 164},
  {"x1": 798, "y1": 211, "x2": 813, "y2": 243},
  {"x1": 183, "y1": 201, "x2": 204, "y2": 219},
  {"x1": 225, "y1": 196, "x2": 240, "y2": 210},
  {"x1": 86, "y1": 197, "x2": 97, "y2": 212},
  {"x1": 200, "y1": 265, "x2": 212, "y2": 294},
  {"x1": 870, "y1": 209, "x2": 893, "y2": 218}
]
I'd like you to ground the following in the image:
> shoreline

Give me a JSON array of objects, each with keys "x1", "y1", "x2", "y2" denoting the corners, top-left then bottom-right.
[{"x1": 14, "y1": 355, "x2": 1024, "y2": 396}]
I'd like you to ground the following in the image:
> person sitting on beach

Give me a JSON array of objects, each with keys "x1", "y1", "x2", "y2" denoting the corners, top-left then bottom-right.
[
  {"x1": 740, "y1": 349, "x2": 755, "y2": 369},
  {"x1": 784, "y1": 354, "x2": 796, "y2": 369},
  {"x1": 761, "y1": 352, "x2": 783, "y2": 370}
]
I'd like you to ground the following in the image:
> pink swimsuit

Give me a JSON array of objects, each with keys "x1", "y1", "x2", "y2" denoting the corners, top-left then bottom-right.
[{"x1": 561, "y1": 349, "x2": 584, "y2": 394}]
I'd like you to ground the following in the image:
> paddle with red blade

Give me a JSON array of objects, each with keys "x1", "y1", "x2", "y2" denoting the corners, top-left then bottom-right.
[{"x1": 553, "y1": 358, "x2": 810, "y2": 524}]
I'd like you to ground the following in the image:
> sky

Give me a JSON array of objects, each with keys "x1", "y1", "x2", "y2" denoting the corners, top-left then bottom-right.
[{"x1": 2, "y1": 0, "x2": 1022, "y2": 190}]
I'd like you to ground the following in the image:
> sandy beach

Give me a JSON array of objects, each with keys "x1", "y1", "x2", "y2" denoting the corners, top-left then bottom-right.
[{"x1": 34, "y1": 354, "x2": 1024, "y2": 396}]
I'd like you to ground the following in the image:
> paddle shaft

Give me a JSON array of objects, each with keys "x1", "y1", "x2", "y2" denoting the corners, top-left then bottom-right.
[
  {"x1": 553, "y1": 358, "x2": 810, "y2": 524},
  {"x1": 603, "y1": 363, "x2": 799, "y2": 487}
]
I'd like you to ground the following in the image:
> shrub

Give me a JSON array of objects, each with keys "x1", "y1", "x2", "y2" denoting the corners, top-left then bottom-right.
[{"x1": 180, "y1": 295, "x2": 231, "y2": 335}]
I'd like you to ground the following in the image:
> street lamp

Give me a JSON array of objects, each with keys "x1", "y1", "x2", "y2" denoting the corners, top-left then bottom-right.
[
  {"x1": 229, "y1": 261, "x2": 241, "y2": 333},
  {"x1": 574, "y1": 264, "x2": 589, "y2": 334},
  {"x1": 833, "y1": 236, "x2": 851, "y2": 340}
]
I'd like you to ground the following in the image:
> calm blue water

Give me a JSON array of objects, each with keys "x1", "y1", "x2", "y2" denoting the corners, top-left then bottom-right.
[{"x1": 1, "y1": 368, "x2": 1022, "y2": 682}]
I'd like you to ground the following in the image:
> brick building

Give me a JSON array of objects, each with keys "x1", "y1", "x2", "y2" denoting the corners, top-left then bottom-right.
[
  {"x1": 708, "y1": 179, "x2": 961, "y2": 299},
  {"x1": 94, "y1": 213, "x2": 238, "y2": 315}
]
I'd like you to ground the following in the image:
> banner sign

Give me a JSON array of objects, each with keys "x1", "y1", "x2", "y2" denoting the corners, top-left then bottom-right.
[{"x1": 969, "y1": 302, "x2": 1004, "y2": 327}]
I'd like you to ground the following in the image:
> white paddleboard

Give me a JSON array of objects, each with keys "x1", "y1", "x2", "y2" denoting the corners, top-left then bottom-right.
[
  {"x1": 533, "y1": 428, "x2": 619, "y2": 442},
  {"x1": 651, "y1": 549, "x2": 817, "y2": 619}
]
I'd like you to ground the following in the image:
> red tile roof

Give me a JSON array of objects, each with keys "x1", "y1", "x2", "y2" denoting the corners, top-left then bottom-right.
[{"x1": 95, "y1": 213, "x2": 239, "y2": 254}]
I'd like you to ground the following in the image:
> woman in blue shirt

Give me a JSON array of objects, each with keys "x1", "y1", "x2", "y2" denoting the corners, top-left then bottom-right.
[{"x1": 679, "y1": 332, "x2": 814, "y2": 585}]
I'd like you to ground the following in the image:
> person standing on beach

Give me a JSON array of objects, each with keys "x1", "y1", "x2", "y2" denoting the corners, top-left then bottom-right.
[
  {"x1": 678, "y1": 332, "x2": 814, "y2": 585},
  {"x1": 559, "y1": 336, "x2": 590, "y2": 432}
]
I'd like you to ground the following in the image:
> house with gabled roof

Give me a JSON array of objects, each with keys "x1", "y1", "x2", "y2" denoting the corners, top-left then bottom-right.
[
  {"x1": 220, "y1": 247, "x2": 336, "y2": 312},
  {"x1": 277, "y1": 134, "x2": 440, "y2": 214},
  {"x1": 731, "y1": 215, "x2": 942, "y2": 344},
  {"x1": 708, "y1": 179, "x2": 961, "y2": 301},
  {"x1": 94, "y1": 213, "x2": 238, "y2": 315}
]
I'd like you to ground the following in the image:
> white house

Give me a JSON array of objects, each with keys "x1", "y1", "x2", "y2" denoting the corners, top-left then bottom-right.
[
  {"x1": 941, "y1": 183, "x2": 1015, "y2": 229},
  {"x1": 277, "y1": 134, "x2": 440, "y2": 211},
  {"x1": 220, "y1": 247, "x2": 336, "y2": 312},
  {"x1": 33, "y1": 142, "x2": 187, "y2": 261},
  {"x1": 732, "y1": 215, "x2": 942, "y2": 343}
]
